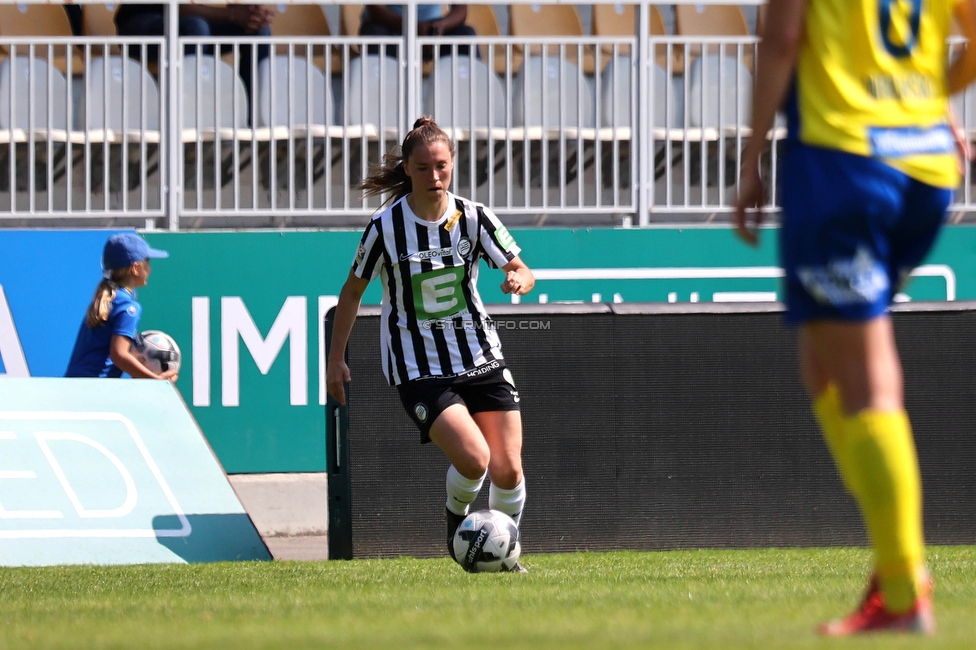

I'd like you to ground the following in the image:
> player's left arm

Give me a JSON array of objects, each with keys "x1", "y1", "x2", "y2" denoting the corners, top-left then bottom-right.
[
  {"x1": 109, "y1": 334, "x2": 176, "y2": 381},
  {"x1": 500, "y1": 256, "x2": 535, "y2": 296},
  {"x1": 948, "y1": 0, "x2": 976, "y2": 94}
]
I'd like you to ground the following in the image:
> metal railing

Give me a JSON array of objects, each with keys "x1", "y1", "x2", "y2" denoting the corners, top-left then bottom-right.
[{"x1": 0, "y1": 1, "x2": 972, "y2": 230}]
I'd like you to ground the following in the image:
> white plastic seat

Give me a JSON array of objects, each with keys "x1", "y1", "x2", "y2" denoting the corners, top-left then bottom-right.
[
  {"x1": 599, "y1": 56, "x2": 674, "y2": 131},
  {"x1": 0, "y1": 56, "x2": 71, "y2": 192},
  {"x1": 512, "y1": 55, "x2": 593, "y2": 129},
  {"x1": 679, "y1": 54, "x2": 753, "y2": 189},
  {"x1": 510, "y1": 55, "x2": 593, "y2": 188},
  {"x1": 255, "y1": 55, "x2": 335, "y2": 191},
  {"x1": 425, "y1": 55, "x2": 506, "y2": 190},
  {"x1": 688, "y1": 54, "x2": 752, "y2": 133},
  {"x1": 595, "y1": 57, "x2": 676, "y2": 188},
  {"x1": 426, "y1": 56, "x2": 505, "y2": 131},
  {"x1": 181, "y1": 54, "x2": 250, "y2": 191},
  {"x1": 344, "y1": 55, "x2": 400, "y2": 132},
  {"x1": 343, "y1": 55, "x2": 402, "y2": 184},
  {"x1": 78, "y1": 56, "x2": 161, "y2": 194}
]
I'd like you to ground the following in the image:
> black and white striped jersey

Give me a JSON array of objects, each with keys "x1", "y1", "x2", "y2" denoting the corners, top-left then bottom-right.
[{"x1": 351, "y1": 193, "x2": 521, "y2": 385}]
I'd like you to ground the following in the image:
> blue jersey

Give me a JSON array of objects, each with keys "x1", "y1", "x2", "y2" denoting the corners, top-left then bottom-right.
[{"x1": 64, "y1": 287, "x2": 141, "y2": 378}]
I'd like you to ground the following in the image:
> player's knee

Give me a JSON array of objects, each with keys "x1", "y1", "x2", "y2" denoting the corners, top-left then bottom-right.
[
  {"x1": 455, "y1": 459, "x2": 489, "y2": 480},
  {"x1": 455, "y1": 448, "x2": 490, "y2": 479},
  {"x1": 489, "y1": 465, "x2": 522, "y2": 490}
]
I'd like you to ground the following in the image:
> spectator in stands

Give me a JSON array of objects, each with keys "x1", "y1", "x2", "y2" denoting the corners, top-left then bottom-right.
[
  {"x1": 65, "y1": 233, "x2": 177, "y2": 382},
  {"x1": 63, "y1": 5, "x2": 83, "y2": 36},
  {"x1": 359, "y1": 4, "x2": 476, "y2": 60},
  {"x1": 326, "y1": 117, "x2": 533, "y2": 572},
  {"x1": 114, "y1": 3, "x2": 273, "y2": 99},
  {"x1": 734, "y1": 0, "x2": 976, "y2": 637}
]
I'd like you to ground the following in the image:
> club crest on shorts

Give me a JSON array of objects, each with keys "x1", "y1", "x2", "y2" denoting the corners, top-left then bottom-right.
[{"x1": 413, "y1": 403, "x2": 429, "y2": 423}]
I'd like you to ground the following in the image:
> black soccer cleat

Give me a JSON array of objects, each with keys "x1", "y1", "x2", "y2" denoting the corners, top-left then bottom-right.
[
  {"x1": 503, "y1": 561, "x2": 529, "y2": 574},
  {"x1": 445, "y1": 508, "x2": 467, "y2": 562}
]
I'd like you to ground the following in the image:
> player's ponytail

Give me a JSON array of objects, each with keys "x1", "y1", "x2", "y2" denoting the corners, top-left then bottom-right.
[
  {"x1": 84, "y1": 267, "x2": 130, "y2": 327},
  {"x1": 358, "y1": 116, "x2": 455, "y2": 207}
]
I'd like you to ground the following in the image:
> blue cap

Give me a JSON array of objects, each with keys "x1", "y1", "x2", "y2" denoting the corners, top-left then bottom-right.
[{"x1": 102, "y1": 233, "x2": 169, "y2": 271}]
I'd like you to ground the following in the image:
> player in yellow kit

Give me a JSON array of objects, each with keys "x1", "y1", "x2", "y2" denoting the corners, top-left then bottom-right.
[{"x1": 735, "y1": 0, "x2": 976, "y2": 636}]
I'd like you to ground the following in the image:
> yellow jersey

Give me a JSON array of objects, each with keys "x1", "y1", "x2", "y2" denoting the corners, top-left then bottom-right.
[{"x1": 790, "y1": 0, "x2": 960, "y2": 188}]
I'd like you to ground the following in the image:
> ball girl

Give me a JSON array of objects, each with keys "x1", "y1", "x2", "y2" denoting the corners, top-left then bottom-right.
[{"x1": 65, "y1": 233, "x2": 177, "y2": 381}]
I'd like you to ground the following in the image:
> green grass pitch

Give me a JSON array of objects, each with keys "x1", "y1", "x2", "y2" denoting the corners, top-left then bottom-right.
[{"x1": 2, "y1": 546, "x2": 974, "y2": 649}]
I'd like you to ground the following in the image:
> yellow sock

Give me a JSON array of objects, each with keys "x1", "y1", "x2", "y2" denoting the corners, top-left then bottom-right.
[
  {"x1": 813, "y1": 385, "x2": 860, "y2": 498},
  {"x1": 844, "y1": 409, "x2": 926, "y2": 612}
]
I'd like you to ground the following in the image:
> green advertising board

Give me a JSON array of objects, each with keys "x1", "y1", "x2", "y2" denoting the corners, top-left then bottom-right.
[{"x1": 142, "y1": 226, "x2": 976, "y2": 474}]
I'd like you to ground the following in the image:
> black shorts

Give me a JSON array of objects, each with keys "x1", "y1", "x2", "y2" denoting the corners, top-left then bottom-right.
[{"x1": 396, "y1": 361, "x2": 521, "y2": 443}]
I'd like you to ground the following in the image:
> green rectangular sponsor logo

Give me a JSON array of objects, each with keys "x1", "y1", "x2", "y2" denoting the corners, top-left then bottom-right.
[{"x1": 411, "y1": 267, "x2": 467, "y2": 320}]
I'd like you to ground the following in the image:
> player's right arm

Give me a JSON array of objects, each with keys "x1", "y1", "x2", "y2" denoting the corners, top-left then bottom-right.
[
  {"x1": 949, "y1": 0, "x2": 976, "y2": 94},
  {"x1": 326, "y1": 271, "x2": 371, "y2": 406},
  {"x1": 734, "y1": 0, "x2": 807, "y2": 246}
]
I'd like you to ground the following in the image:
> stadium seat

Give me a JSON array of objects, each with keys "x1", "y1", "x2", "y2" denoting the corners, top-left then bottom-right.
[
  {"x1": 679, "y1": 53, "x2": 753, "y2": 188},
  {"x1": 344, "y1": 54, "x2": 400, "y2": 131},
  {"x1": 511, "y1": 55, "x2": 594, "y2": 187},
  {"x1": 255, "y1": 55, "x2": 335, "y2": 191},
  {"x1": 591, "y1": 4, "x2": 681, "y2": 74},
  {"x1": 687, "y1": 53, "x2": 751, "y2": 131},
  {"x1": 512, "y1": 55, "x2": 593, "y2": 128},
  {"x1": 464, "y1": 5, "x2": 505, "y2": 75},
  {"x1": 268, "y1": 4, "x2": 341, "y2": 74},
  {"x1": 257, "y1": 57, "x2": 331, "y2": 129},
  {"x1": 181, "y1": 54, "x2": 251, "y2": 191},
  {"x1": 0, "y1": 5, "x2": 85, "y2": 76},
  {"x1": 0, "y1": 56, "x2": 71, "y2": 192},
  {"x1": 77, "y1": 55, "x2": 161, "y2": 194},
  {"x1": 507, "y1": 4, "x2": 596, "y2": 76},
  {"x1": 82, "y1": 4, "x2": 119, "y2": 38},
  {"x1": 593, "y1": 56, "x2": 676, "y2": 187},
  {"x1": 674, "y1": 4, "x2": 753, "y2": 73},
  {"x1": 343, "y1": 54, "x2": 401, "y2": 183},
  {"x1": 601, "y1": 57, "x2": 673, "y2": 129},
  {"x1": 425, "y1": 55, "x2": 506, "y2": 188},
  {"x1": 426, "y1": 56, "x2": 504, "y2": 130}
]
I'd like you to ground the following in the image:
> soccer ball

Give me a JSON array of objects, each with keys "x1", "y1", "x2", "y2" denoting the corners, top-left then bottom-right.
[
  {"x1": 452, "y1": 509, "x2": 521, "y2": 573},
  {"x1": 133, "y1": 330, "x2": 181, "y2": 374}
]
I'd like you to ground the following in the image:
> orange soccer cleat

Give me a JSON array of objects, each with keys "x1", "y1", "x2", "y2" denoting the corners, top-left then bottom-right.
[{"x1": 818, "y1": 574, "x2": 935, "y2": 636}]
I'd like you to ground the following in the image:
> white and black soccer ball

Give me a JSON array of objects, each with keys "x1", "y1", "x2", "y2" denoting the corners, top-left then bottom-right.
[
  {"x1": 452, "y1": 509, "x2": 521, "y2": 573},
  {"x1": 133, "y1": 330, "x2": 181, "y2": 374}
]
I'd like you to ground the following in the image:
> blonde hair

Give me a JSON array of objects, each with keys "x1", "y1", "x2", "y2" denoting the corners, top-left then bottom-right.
[
  {"x1": 358, "y1": 116, "x2": 455, "y2": 207},
  {"x1": 85, "y1": 266, "x2": 134, "y2": 328}
]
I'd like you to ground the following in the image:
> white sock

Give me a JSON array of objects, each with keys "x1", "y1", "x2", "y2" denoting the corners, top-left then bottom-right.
[
  {"x1": 489, "y1": 479, "x2": 526, "y2": 526},
  {"x1": 445, "y1": 465, "x2": 485, "y2": 516}
]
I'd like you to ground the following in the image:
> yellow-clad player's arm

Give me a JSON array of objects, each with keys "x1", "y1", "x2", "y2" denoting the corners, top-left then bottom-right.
[
  {"x1": 949, "y1": 0, "x2": 976, "y2": 94},
  {"x1": 734, "y1": 0, "x2": 807, "y2": 246}
]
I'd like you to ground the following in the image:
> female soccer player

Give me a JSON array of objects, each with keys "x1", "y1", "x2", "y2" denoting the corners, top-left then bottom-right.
[
  {"x1": 326, "y1": 117, "x2": 534, "y2": 571},
  {"x1": 65, "y1": 232, "x2": 177, "y2": 381},
  {"x1": 735, "y1": 0, "x2": 976, "y2": 636}
]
